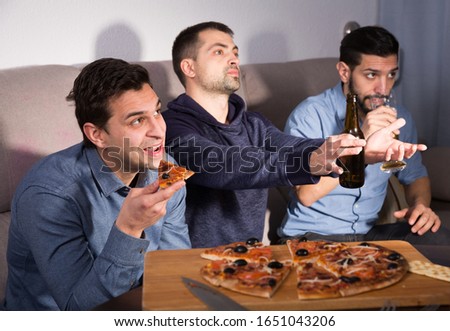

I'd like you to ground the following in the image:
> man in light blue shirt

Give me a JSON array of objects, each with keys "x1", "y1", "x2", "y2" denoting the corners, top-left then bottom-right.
[
  {"x1": 4, "y1": 58, "x2": 190, "y2": 310},
  {"x1": 280, "y1": 26, "x2": 448, "y2": 245}
]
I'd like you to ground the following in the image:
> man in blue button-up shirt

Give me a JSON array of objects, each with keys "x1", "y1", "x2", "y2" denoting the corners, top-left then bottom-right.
[
  {"x1": 280, "y1": 27, "x2": 448, "y2": 245},
  {"x1": 3, "y1": 58, "x2": 191, "y2": 310}
]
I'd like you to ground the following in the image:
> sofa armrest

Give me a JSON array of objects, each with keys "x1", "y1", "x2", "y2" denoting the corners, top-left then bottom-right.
[
  {"x1": 377, "y1": 176, "x2": 408, "y2": 225},
  {"x1": 422, "y1": 147, "x2": 450, "y2": 202}
]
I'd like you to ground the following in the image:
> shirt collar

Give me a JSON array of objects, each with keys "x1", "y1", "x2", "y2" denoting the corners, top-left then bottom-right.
[
  {"x1": 332, "y1": 83, "x2": 347, "y2": 121},
  {"x1": 85, "y1": 146, "x2": 128, "y2": 197},
  {"x1": 85, "y1": 146, "x2": 159, "y2": 197}
]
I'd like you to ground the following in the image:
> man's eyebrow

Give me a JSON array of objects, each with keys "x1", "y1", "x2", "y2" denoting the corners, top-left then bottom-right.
[
  {"x1": 208, "y1": 42, "x2": 239, "y2": 52},
  {"x1": 124, "y1": 99, "x2": 162, "y2": 119},
  {"x1": 363, "y1": 66, "x2": 399, "y2": 72},
  {"x1": 125, "y1": 111, "x2": 145, "y2": 120}
]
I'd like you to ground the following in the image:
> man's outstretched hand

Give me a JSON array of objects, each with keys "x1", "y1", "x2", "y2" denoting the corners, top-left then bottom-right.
[
  {"x1": 309, "y1": 118, "x2": 427, "y2": 176},
  {"x1": 365, "y1": 118, "x2": 427, "y2": 164}
]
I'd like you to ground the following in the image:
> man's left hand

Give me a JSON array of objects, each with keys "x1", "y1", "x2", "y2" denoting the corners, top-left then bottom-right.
[{"x1": 394, "y1": 204, "x2": 441, "y2": 235}]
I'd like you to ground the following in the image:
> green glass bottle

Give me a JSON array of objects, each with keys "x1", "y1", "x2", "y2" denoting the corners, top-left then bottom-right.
[{"x1": 339, "y1": 93, "x2": 365, "y2": 188}]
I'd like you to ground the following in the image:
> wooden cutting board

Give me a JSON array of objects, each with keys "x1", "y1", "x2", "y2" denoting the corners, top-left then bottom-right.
[{"x1": 142, "y1": 240, "x2": 450, "y2": 310}]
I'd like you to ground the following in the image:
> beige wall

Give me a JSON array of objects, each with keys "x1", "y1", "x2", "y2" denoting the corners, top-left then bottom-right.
[{"x1": 0, "y1": 0, "x2": 377, "y2": 69}]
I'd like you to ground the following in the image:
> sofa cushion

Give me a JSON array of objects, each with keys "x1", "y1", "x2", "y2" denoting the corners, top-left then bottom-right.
[
  {"x1": 241, "y1": 58, "x2": 339, "y2": 130},
  {"x1": 0, "y1": 65, "x2": 83, "y2": 213}
]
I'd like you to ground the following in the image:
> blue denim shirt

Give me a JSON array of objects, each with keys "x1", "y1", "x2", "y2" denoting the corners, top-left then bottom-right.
[
  {"x1": 4, "y1": 143, "x2": 190, "y2": 310},
  {"x1": 280, "y1": 83, "x2": 427, "y2": 237}
]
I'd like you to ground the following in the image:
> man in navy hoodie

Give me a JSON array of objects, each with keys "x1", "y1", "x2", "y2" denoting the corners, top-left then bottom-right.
[{"x1": 163, "y1": 22, "x2": 426, "y2": 248}]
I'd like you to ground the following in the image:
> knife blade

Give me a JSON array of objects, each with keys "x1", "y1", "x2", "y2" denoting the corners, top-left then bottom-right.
[{"x1": 181, "y1": 277, "x2": 248, "y2": 311}]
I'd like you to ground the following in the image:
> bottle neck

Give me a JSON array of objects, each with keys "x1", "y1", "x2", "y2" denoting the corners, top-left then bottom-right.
[
  {"x1": 345, "y1": 95, "x2": 359, "y2": 127},
  {"x1": 344, "y1": 94, "x2": 364, "y2": 138}
]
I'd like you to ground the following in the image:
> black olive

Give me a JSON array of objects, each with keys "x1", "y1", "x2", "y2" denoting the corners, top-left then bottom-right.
[
  {"x1": 223, "y1": 267, "x2": 235, "y2": 274},
  {"x1": 162, "y1": 173, "x2": 170, "y2": 179},
  {"x1": 268, "y1": 261, "x2": 283, "y2": 269},
  {"x1": 233, "y1": 245, "x2": 248, "y2": 253},
  {"x1": 339, "y1": 258, "x2": 354, "y2": 265},
  {"x1": 340, "y1": 276, "x2": 361, "y2": 283},
  {"x1": 296, "y1": 248, "x2": 309, "y2": 256},
  {"x1": 233, "y1": 259, "x2": 248, "y2": 267},
  {"x1": 387, "y1": 252, "x2": 401, "y2": 261},
  {"x1": 359, "y1": 242, "x2": 370, "y2": 247},
  {"x1": 267, "y1": 278, "x2": 277, "y2": 287},
  {"x1": 299, "y1": 237, "x2": 308, "y2": 242},
  {"x1": 387, "y1": 263, "x2": 398, "y2": 270},
  {"x1": 246, "y1": 238, "x2": 260, "y2": 246}
]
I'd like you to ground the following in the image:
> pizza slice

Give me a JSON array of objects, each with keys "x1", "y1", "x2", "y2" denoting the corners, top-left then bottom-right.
[
  {"x1": 295, "y1": 261, "x2": 343, "y2": 299},
  {"x1": 158, "y1": 159, "x2": 194, "y2": 189},
  {"x1": 201, "y1": 258, "x2": 292, "y2": 298},
  {"x1": 201, "y1": 238, "x2": 273, "y2": 263},
  {"x1": 286, "y1": 238, "x2": 345, "y2": 266}
]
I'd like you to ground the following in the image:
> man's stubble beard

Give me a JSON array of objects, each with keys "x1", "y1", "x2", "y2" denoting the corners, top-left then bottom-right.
[
  {"x1": 200, "y1": 68, "x2": 240, "y2": 95},
  {"x1": 348, "y1": 75, "x2": 371, "y2": 115}
]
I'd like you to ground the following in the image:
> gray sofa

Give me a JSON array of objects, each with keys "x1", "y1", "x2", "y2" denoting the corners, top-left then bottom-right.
[{"x1": 1, "y1": 58, "x2": 448, "y2": 303}]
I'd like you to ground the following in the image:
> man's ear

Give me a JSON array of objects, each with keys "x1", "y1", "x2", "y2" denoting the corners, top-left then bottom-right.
[
  {"x1": 83, "y1": 122, "x2": 107, "y2": 148},
  {"x1": 180, "y1": 59, "x2": 196, "y2": 78},
  {"x1": 336, "y1": 61, "x2": 351, "y2": 84}
]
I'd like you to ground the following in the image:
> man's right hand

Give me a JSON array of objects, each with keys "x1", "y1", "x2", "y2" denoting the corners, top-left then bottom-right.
[
  {"x1": 115, "y1": 180, "x2": 186, "y2": 238},
  {"x1": 309, "y1": 134, "x2": 365, "y2": 176}
]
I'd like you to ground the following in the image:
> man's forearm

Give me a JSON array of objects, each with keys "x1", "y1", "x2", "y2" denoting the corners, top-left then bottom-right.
[
  {"x1": 404, "y1": 176, "x2": 432, "y2": 207},
  {"x1": 295, "y1": 176, "x2": 339, "y2": 207}
]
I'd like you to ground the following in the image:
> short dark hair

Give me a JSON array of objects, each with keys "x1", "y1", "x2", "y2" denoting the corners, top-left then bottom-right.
[
  {"x1": 67, "y1": 58, "x2": 151, "y2": 147},
  {"x1": 172, "y1": 21, "x2": 234, "y2": 87},
  {"x1": 339, "y1": 26, "x2": 399, "y2": 69}
]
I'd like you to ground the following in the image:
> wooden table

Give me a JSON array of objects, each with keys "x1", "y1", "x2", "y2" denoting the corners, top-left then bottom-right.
[{"x1": 142, "y1": 241, "x2": 450, "y2": 311}]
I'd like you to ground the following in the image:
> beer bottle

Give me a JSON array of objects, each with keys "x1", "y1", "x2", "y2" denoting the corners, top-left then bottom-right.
[{"x1": 339, "y1": 93, "x2": 365, "y2": 188}]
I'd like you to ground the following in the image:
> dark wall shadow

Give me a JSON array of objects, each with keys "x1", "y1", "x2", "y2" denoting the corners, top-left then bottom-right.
[
  {"x1": 95, "y1": 23, "x2": 142, "y2": 61},
  {"x1": 136, "y1": 61, "x2": 185, "y2": 111}
]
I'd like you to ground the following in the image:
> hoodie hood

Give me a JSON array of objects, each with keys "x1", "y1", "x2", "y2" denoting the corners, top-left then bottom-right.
[{"x1": 166, "y1": 93, "x2": 247, "y2": 128}]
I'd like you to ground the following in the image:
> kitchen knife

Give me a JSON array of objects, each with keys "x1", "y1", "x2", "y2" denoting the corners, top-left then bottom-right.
[{"x1": 181, "y1": 277, "x2": 248, "y2": 311}]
